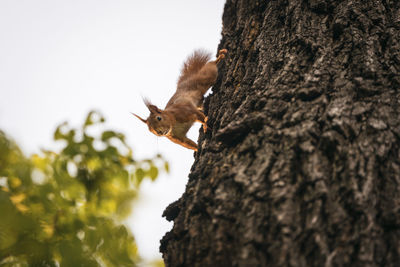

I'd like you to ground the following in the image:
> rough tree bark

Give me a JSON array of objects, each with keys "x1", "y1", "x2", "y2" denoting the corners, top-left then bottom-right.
[{"x1": 161, "y1": 0, "x2": 400, "y2": 266}]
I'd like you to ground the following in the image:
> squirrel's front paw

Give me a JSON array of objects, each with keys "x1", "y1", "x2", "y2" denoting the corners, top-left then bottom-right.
[
  {"x1": 216, "y1": 49, "x2": 228, "y2": 63},
  {"x1": 218, "y1": 49, "x2": 227, "y2": 58}
]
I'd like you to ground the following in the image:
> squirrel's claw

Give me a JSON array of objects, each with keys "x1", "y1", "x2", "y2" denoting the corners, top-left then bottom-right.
[{"x1": 216, "y1": 49, "x2": 228, "y2": 63}]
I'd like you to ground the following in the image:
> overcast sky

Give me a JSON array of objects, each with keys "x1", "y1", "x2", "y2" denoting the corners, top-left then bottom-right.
[{"x1": 0, "y1": 0, "x2": 225, "y2": 261}]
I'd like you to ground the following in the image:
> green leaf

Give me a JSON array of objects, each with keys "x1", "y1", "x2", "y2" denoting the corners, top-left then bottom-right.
[
  {"x1": 135, "y1": 168, "x2": 145, "y2": 184},
  {"x1": 54, "y1": 122, "x2": 68, "y2": 140},
  {"x1": 84, "y1": 111, "x2": 95, "y2": 127},
  {"x1": 164, "y1": 162, "x2": 170, "y2": 173},
  {"x1": 67, "y1": 129, "x2": 76, "y2": 142},
  {"x1": 84, "y1": 110, "x2": 104, "y2": 128},
  {"x1": 149, "y1": 165, "x2": 158, "y2": 181},
  {"x1": 101, "y1": 130, "x2": 117, "y2": 141}
]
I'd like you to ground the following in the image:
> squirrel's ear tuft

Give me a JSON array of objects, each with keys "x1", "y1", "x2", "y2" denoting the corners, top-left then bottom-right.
[
  {"x1": 131, "y1": 112, "x2": 147, "y2": 124},
  {"x1": 143, "y1": 98, "x2": 162, "y2": 114}
]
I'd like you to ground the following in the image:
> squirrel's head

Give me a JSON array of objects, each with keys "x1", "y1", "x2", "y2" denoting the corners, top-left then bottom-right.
[{"x1": 131, "y1": 99, "x2": 172, "y2": 136}]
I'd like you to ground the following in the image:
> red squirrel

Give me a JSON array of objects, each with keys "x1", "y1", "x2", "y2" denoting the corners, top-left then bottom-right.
[{"x1": 132, "y1": 49, "x2": 227, "y2": 151}]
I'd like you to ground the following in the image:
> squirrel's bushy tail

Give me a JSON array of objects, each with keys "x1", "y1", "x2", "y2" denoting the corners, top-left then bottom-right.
[{"x1": 178, "y1": 49, "x2": 211, "y2": 84}]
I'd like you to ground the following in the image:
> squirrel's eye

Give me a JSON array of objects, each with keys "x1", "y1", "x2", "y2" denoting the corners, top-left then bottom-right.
[{"x1": 156, "y1": 116, "x2": 162, "y2": 121}]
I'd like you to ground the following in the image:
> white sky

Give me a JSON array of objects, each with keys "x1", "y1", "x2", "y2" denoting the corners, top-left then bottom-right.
[{"x1": 0, "y1": 0, "x2": 225, "y2": 261}]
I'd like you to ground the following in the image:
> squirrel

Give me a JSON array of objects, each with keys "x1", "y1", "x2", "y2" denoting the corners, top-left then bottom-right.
[{"x1": 131, "y1": 48, "x2": 227, "y2": 151}]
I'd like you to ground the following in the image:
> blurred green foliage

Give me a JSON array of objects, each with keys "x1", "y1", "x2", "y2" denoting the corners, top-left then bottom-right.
[{"x1": 0, "y1": 111, "x2": 168, "y2": 266}]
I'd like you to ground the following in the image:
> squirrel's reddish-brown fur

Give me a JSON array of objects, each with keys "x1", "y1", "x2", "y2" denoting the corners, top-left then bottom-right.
[
  {"x1": 178, "y1": 50, "x2": 211, "y2": 85},
  {"x1": 132, "y1": 49, "x2": 227, "y2": 151}
]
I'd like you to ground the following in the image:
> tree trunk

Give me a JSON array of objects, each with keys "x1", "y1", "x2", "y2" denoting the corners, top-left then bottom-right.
[{"x1": 161, "y1": 0, "x2": 400, "y2": 266}]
